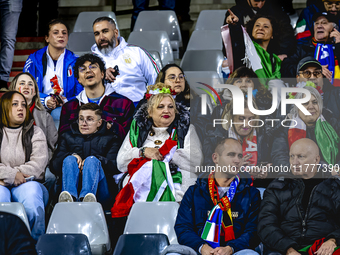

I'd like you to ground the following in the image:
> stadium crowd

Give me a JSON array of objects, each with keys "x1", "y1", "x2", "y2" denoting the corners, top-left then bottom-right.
[{"x1": 2, "y1": 0, "x2": 340, "y2": 254}]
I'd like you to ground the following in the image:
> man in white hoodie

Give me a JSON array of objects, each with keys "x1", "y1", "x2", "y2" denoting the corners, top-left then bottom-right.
[
  {"x1": 91, "y1": 16, "x2": 159, "y2": 105},
  {"x1": 59, "y1": 53, "x2": 135, "y2": 140}
]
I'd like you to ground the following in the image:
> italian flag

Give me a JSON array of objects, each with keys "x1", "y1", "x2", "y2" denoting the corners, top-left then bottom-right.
[
  {"x1": 111, "y1": 139, "x2": 182, "y2": 218},
  {"x1": 295, "y1": 19, "x2": 311, "y2": 40}
]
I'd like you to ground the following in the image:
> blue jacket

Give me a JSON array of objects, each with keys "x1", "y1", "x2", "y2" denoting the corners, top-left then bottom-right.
[
  {"x1": 174, "y1": 173, "x2": 261, "y2": 254},
  {"x1": 23, "y1": 46, "x2": 83, "y2": 107}
]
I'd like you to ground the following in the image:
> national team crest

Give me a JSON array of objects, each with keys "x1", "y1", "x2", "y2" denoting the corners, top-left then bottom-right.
[
  {"x1": 123, "y1": 53, "x2": 132, "y2": 64},
  {"x1": 67, "y1": 65, "x2": 73, "y2": 77}
]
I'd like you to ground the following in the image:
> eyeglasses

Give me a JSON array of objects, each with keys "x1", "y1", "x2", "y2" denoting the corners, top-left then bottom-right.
[
  {"x1": 78, "y1": 64, "x2": 98, "y2": 73},
  {"x1": 165, "y1": 74, "x2": 185, "y2": 82},
  {"x1": 299, "y1": 70, "x2": 323, "y2": 78},
  {"x1": 324, "y1": 2, "x2": 340, "y2": 7},
  {"x1": 77, "y1": 117, "x2": 101, "y2": 125},
  {"x1": 253, "y1": 0, "x2": 265, "y2": 2}
]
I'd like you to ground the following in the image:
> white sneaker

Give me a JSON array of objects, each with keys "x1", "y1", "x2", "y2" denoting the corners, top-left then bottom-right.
[
  {"x1": 83, "y1": 193, "x2": 97, "y2": 202},
  {"x1": 58, "y1": 191, "x2": 74, "y2": 202}
]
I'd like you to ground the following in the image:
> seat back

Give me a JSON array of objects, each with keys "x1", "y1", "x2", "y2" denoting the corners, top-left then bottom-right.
[
  {"x1": 73, "y1": 11, "x2": 120, "y2": 36},
  {"x1": 47, "y1": 202, "x2": 110, "y2": 255},
  {"x1": 67, "y1": 32, "x2": 95, "y2": 54},
  {"x1": 187, "y1": 30, "x2": 223, "y2": 51},
  {"x1": 113, "y1": 234, "x2": 169, "y2": 255},
  {"x1": 181, "y1": 50, "x2": 224, "y2": 77},
  {"x1": 195, "y1": 10, "x2": 228, "y2": 31},
  {"x1": 133, "y1": 10, "x2": 182, "y2": 47},
  {"x1": 0, "y1": 202, "x2": 30, "y2": 233},
  {"x1": 36, "y1": 233, "x2": 92, "y2": 255},
  {"x1": 128, "y1": 31, "x2": 173, "y2": 67},
  {"x1": 124, "y1": 202, "x2": 179, "y2": 244}
]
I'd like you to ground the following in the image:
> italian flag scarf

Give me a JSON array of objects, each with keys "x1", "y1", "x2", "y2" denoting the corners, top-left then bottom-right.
[
  {"x1": 111, "y1": 120, "x2": 182, "y2": 218},
  {"x1": 288, "y1": 115, "x2": 340, "y2": 165},
  {"x1": 229, "y1": 128, "x2": 258, "y2": 166},
  {"x1": 313, "y1": 38, "x2": 340, "y2": 87},
  {"x1": 299, "y1": 238, "x2": 340, "y2": 255},
  {"x1": 221, "y1": 24, "x2": 281, "y2": 88},
  {"x1": 201, "y1": 173, "x2": 240, "y2": 248}
]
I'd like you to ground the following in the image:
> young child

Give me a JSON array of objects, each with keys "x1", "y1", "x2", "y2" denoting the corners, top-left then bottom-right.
[{"x1": 50, "y1": 103, "x2": 121, "y2": 208}]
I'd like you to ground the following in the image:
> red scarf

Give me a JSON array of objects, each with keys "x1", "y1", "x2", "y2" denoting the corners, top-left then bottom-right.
[{"x1": 29, "y1": 102, "x2": 36, "y2": 126}]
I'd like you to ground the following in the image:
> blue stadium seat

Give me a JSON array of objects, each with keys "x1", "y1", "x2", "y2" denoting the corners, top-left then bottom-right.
[
  {"x1": 133, "y1": 10, "x2": 182, "y2": 59},
  {"x1": 113, "y1": 234, "x2": 169, "y2": 255},
  {"x1": 124, "y1": 202, "x2": 179, "y2": 244},
  {"x1": 36, "y1": 234, "x2": 92, "y2": 255},
  {"x1": 46, "y1": 202, "x2": 110, "y2": 255},
  {"x1": 0, "y1": 202, "x2": 30, "y2": 233},
  {"x1": 73, "y1": 11, "x2": 120, "y2": 36},
  {"x1": 195, "y1": 10, "x2": 228, "y2": 31}
]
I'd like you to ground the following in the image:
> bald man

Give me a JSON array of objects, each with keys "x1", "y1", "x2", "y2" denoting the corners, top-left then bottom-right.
[
  {"x1": 258, "y1": 138, "x2": 340, "y2": 255},
  {"x1": 175, "y1": 138, "x2": 261, "y2": 255}
]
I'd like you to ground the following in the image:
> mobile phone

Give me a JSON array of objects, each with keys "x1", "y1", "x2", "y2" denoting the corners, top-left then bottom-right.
[
  {"x1": 25, "y1": 176, "x2": 35, "y2": 182},
  {"x1": 112, "y1": 65, "x2": 119, "y2": 77}
]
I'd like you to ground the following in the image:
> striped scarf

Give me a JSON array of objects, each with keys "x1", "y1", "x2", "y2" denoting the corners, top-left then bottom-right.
[
  {"x1": 313, "y1": 38, "x2": 340, "y2": 86},
  {"x1": 288, "y1": 115, "x2": 340, "y2": 165},
  {"x1": 201, "y1": 173, "x2": 240, "y2": 248}
]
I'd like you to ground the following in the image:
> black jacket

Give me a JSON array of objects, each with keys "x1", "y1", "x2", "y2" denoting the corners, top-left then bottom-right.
[
  {"x1": 223, "y1": 0, "x2": 295, "y2": 56},
  {"x1": 281, "y1": 40, "x2": 340, "y2": 78},
  {"x1": 258, "y1": 176, "x2": 340, "y2": 253},
  {"x1": 50, "y1": 121, "x2": 121, "y2": 197},
  {"x1": 323, "y1": 80, "x2": 340, "y2": 119},
  {"x1": 0, "y1": 212, "x2": 37, "y2": 255},
  {"x1": 271, "y1": 108, "x2": 340, "y2": 168}
]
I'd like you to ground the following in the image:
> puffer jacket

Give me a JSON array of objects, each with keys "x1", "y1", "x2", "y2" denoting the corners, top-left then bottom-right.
[
  {"x1": 258, "y1": 176, "x2": 340, "y2": 254},
  {"x1": 50, "y1": 121, "x2": 121, "y2": 197},
  {"x1": 175, "y1": 173, "x2": 261, "y2": 253}
]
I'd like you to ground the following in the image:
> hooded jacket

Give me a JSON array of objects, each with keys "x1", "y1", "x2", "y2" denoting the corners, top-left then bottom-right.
[
  {"x1": 50, "y1": 121, "x2": 121, "y2": 197},
  {"x1": 91, "y1": 37, "x2": 159, "y2": 102},
  {"x1": 58, "y1": 85, "x2": 135, "y2": 139},
  {"x1": 174, "y1": 173, "x2": 261, "y2": 253},
  {"x1": 23, "y1": 46, "x2": 83, "y2": 107},
  {"x1": 258, "y1": 176, "x2": 340, "y2": 254}
]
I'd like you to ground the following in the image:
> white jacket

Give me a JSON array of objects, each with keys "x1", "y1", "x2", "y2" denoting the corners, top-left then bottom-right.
[{"x1": 91, "y1": 37, "x2": 159, "y2": 102}]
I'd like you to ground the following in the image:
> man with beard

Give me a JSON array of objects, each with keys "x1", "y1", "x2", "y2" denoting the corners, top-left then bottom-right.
[
  {"x1": 91, "y1": 17, "x2": 159, "y2": 105},
  {"x1": 223, "y1": 0, "x2": 295, "y2": 56},
  {"x1": 175, "y1": 138, "x2": 261, "y2": 255}
]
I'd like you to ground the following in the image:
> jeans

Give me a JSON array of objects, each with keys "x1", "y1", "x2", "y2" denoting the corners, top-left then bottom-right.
[
  {"x1": 50, "y1": 106, "x2": 62, "y2": 130},
  {"x1": 0, "y1": 0, "x2": 22, "y2": 82},
  {"x1": 0, "y1": 181, "x2": 49, "y2": 241},
  {"x1": 131, "y1": 0, "x2": 175, "y2": 30},
  {"x1": 234, "y1": 250, "x2": 259, "y2": 255},
  {"x1": 62, "y1": 155, "x2": 111, "y2": 205}
]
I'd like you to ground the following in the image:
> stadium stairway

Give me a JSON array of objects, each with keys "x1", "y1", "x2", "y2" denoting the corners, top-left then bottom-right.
[{"x1": 8, "y1": 37, "x2": 45, "y2": 86}]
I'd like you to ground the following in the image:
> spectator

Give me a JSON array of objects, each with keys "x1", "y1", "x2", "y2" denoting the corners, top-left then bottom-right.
[
  {"x1": 24, "y1": 19, "x2": 83, "y2": 129},
  {"x1": 204, "y1": 93, "x2": 272, "y2": 193},
  {"x1": 282, "y1": 12, "x2": 340, "y2": 86},
  {"x1": 112, "y1": 83, "x2": 202, "y2": 217},
  {"x1": 8, "y1": 72, "x2": 58, "y2": 202},
  {"x1": 51, "y1": 103, "x2": 121, "y2": 209},
  {"x1": 223, "y1": 0, "x2": 295, "y2": 56},
  {"x1": 0, "y1": 0, "x2": 23, "y2": 90},
  {"x1": 131, "y1": 0, "x2": 175, "y2": 31},
  {"x1": 59, "y1": 53, "x2": 134, "y2": 140},
  {"x1": 258, "y1": 138, "x2": 340, "y2": 255},
  {"x1": 296, "y1": 56, "x2": 340, "y2": 118},
  {"x1": 0, "y1": 91, "x2": 48, "y2": 241},
  {"x1": 0, "y1": 212, "x2": 37, "y2": 254},
  {"x1": 295, "y1": 0, "x2": 340, "y2": 45},
  {"x1": 91, "y1": 16, "x2": 159, "y2": 105},
  {"x1": 224, "y1": 13, "x2": 282, "y2": 87},
  {"x1": 175, "y1": 138, "x2": 261, "y2": 255},
  {"x1": 271, "y1": 86, "x2": 340, "y2": 168}
]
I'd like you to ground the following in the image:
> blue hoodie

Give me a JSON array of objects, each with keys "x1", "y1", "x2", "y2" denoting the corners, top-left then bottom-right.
[
  {"x1": 23, "y1": 46, "x2": 83, "y2": 107},
  {"x1": 174, "y1": 172, "x2": 261, "y2": 253}
]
